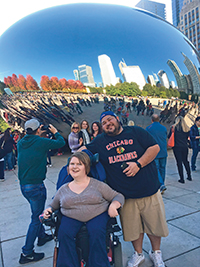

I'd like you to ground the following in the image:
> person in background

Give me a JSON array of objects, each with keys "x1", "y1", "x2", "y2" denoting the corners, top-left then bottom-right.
[
  {"x1": 146, "y1": 114, "x2": 168, "y2": 194},
  {"x1": 90, "y1": 121, "x2": 102, "y2": 140},
  {"x1": 18, "y1": 119, "x2": 65, "y2": 264},
  {"x1": 79, "y1": 120, "x2": 91, "y2": 145},
  {"x1": 68, "y1": 122, "x2": 83, "y2": 153},
  {"x1": 168, "y1": 116, "x2": 192, "y2": 183},
  {"x1": 1, "y1": 128, "x2": 15, "y2": 171},
  {"x1": 0, "y1": 130, "x2": 5, "y2": 181},
  {"x1": 190, "y1": 116, "x2": 200, "y2": 171},
  {"x1": 128, "y1": 120, "x2": 135, "y2": 126}
]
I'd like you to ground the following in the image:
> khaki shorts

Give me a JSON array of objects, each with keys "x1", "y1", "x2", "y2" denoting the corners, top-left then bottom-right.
[{"x1": 120, "y1": 191, "x2": 169, "y2": 241}]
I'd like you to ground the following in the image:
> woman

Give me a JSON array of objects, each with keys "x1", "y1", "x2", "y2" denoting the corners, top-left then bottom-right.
[
  {"x1": 43, "y1": 152, "x2": 124, "y2": 267},
  {"x1": 68, "y1": 122, "x2": 83, "y2": 153},
  {"x1": 0, "y1": 128, "x2": 15, "y2": 171},
  {"x1": 79, "y1": 120, "x2": 91, "y2": 145},
  {"x1": 90, "y1": 121, "x2": 102, "y2": 140},
  {"x1": 168, "y1": 116, "x2": 192, "y2": 183}
]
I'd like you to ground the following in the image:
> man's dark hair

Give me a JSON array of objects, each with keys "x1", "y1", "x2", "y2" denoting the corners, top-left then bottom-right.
[
  {"x1": 151, "y1": 114, "x2": 160, "y2": 122},
  {"x1": 26, "y1": 128, "x2": 38, "y2": 135},
  {"x1": 195, "y1": 116, "x2": 200, "y2": 122}
]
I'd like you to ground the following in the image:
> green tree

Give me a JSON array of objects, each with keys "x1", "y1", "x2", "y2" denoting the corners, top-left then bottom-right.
[{"x1": 0, "y1": 81, "x2": 6, "y2": 94}]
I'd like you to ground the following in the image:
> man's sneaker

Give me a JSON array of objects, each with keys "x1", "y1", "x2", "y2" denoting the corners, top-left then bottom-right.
[
  {"x1": 127, "y1": 251, "x2": 145, "y2": 267},
  {"x1": 149, "y1": 250, "x2": 165, "y2": 267},
  {"x1": 19, "y1": 251, "x2": 44, "y2": 264},
  {"x1": 37, "y1": 233, "x2": 53, "y2": 246},
  {"x1": 0, "y1": 178, "x2": 5, "y2": 182}
]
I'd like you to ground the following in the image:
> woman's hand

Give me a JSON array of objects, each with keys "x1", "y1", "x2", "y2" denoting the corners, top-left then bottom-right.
[
  {"x1": 79, "y1": 137, "x2": 83, "y2": 145},
  {"x1": 108, "y1": 201, "x2": 121, "y2": 217},
  {"x1": 43, "y1": 207, "x2": 52, "y2": 219}
]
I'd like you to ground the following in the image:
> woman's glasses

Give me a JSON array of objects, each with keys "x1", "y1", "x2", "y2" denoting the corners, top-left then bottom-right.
[{"x1": 72, "y1": 127, "x2": 79, "y2": 129}]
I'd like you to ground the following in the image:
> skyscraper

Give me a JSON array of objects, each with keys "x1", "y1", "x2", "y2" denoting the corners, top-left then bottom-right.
[
  {"x1": 172, "y1": 0, "x2": 184, "y2": 26},
  {"x1": 147, "y1": 75, "x2": 156, "y2": 86},
  {"x1": 157, "y1": 70, "x2": 170, "y2": 88},
  {"x1": 119, "y1": 60, "x2": 146, "y2": 90},
  {"x1": 98, "y1": 54, "x2": 117, "y2": 87},
  {"x1": 73, "y1": 65, "x2": 95, "y2": 87},
  {"x1": 73, "y1": 69, "x2": 79, "y2": 81},
  {"x1": 182, "y1": 52, "x2": 200, "y2": 94},
  {"x1": 167, "y1": 59, "x2": 189, "y2": 91},
  {"x1": 178, "y1": 0, "x2": 200, "y2": 52},
  {"x1": 136, "y1": 0, "x2": 166, "y2": 20}
]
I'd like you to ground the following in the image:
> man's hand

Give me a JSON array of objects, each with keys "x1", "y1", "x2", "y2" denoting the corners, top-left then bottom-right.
[
  {"x1": 48, "y1": 124, "x2": 58, "y2": 135},
  {"x1": 123, "y1": 162, "x2": 140, "y2": 177},
  {"x1": 108, "y1": 201, "x2": 121, "y2": 217}
]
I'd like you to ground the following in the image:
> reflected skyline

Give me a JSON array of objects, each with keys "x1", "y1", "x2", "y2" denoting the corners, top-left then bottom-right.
[{"x1": 0, "y1": 3, "x2": 199, "y2": 93}]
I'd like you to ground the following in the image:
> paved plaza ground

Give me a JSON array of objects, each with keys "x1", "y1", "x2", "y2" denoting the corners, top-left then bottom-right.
[{"x1": 0, "y1": 98, "x2": 200, "y2": 267}]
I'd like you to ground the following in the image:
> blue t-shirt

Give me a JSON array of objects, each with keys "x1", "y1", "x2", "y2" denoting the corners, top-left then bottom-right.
[
  {"x1": 146, "y1": 122, "x2": 167, "y2": 158},
  {"x1": 86, "y1": 126, "x2": 160, "y2": 199}
]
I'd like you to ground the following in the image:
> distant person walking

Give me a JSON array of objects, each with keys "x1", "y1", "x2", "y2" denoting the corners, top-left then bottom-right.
[
  {"x1": 190, "y1": 116, "x2": 200, "y2": 171},
  {"x1": 146, "y1": 114, "x2": 168, "y2": 194},
  {"x1": 168, "y1": 116, "x2": 192, "y2": 184}
]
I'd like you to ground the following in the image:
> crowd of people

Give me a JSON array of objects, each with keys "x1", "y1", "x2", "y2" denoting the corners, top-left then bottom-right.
[
  {"x1": 0, "y1": 92, "x2": 100, "y2": 131},
  {"x1": 0, "y1": 92, "x2": 200, "y2": 267}
]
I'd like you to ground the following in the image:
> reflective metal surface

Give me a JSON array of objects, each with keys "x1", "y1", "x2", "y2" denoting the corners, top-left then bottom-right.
[{"x1": 0, "y1": 3, "x2": 200, "y2": 93}]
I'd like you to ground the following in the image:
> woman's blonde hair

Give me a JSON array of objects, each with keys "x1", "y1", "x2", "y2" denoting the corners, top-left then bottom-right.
[
  {"x1": 71, "y1": 122, "x2": 81, "y2": 132},
  {"x1": 128, "y1": 120, "x2": 135, "y2": 126},
  {"x1": 173, "y1": 116, "x2": 190, "y2": 132},
  {"x1": 69, "y1": 151, "x2": 90, "y2": 175}
]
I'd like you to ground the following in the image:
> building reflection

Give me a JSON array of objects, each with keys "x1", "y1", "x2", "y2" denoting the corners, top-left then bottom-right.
[{"x1": 0, "y1": 3, "x2": 200, "y2": 95}]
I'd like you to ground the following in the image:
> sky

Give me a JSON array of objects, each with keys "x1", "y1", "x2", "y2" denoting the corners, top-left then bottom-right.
[{"x1": 0, "y1": 0, "x2": 172, "y2": 37}]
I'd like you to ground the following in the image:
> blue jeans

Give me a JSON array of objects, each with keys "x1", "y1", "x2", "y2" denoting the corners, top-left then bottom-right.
[
  {"x1": 191, "y1": 146, "x2": 200, "y2": 170},
  {"x1": 20, "y1": 183, "x2": 46, "y2": 255},
  {"x1": 57, "y1": 212, "x2": 110, "y2": 267},
  {"x1": 4, "y1": 151, "x2": 13, "y2": 170},
  {"x1": 154, "y1": 158, "x2": 167, "y2": 186}
]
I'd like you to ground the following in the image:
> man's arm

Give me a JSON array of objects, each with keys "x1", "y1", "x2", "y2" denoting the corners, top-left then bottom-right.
[{"x1": 123, "y1": 144, "x2": 160, "y2": 177}]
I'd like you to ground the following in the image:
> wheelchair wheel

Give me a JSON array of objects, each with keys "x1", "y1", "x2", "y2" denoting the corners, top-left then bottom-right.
[{"x1": 113, "y1": 241, "x2": 123, "y2": 267}]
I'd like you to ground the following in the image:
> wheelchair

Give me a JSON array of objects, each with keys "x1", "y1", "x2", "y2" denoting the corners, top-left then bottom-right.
[
  {"x1": 40, "y1": 149, "x2": 123, "y2": 267},
  {"x1": 40, "y1": 210, "x2": 123, "y2": 267}
]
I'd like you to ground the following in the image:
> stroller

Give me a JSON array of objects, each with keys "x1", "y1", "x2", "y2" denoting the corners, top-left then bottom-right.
[{"x1": 40, "y1": 150, "x2": 123, "y2": 267}]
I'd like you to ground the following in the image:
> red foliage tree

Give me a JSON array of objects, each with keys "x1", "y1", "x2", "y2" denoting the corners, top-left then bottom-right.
[
  {"x1": 50, "y1": 77, "x2": 61, "y2": 91},
  {"x1": 60, "y1": 78, "x2": 69, "y2": 90},
  {"x1": 26, "y1": 74, "x2": 39, "y2": 91},
  {"x1": 11, "y1": 74, "x2": 19, "y2": 87},
  {"x1": 68, "y1": 79, "x2": 77, "y2": 89},
  {"x1": 4, "y1": 76, "x2": 13, "y2": 88},
  {"x1": 18, "y1": 74, "x2": 27, "y2": 91},
  {"x1": 76, "y1": 80, "x2": 85, "y2": 89},
  {"x1": 40, "y1": 75, "x2": 51, "y2": 91}
]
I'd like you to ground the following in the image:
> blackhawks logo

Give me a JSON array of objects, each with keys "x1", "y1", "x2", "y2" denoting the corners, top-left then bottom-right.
[{"x1": 116, "y1": 146, "x2": 125, "y2": 154}]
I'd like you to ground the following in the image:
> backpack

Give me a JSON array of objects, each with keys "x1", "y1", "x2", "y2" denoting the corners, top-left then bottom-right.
[{"x1": 56, "y1": 149, "x2": 106, "y2": 190}]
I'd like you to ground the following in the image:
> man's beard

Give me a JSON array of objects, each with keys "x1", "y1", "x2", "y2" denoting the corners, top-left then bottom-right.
[{"x1": 104, "y1": 122, "x2": 122, "y2": 136}]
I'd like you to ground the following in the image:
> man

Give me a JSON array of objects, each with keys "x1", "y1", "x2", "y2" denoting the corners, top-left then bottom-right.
[
  {"x1": 79, "y1": 111, "x2": 168, "y2": 267},
  {"x1": 146, "y1": 114, "x2": 168, "y2": 194},
  {"x1": 18, "y1": 119, "x2": 65, "y2": 264},
  {"x1": 190, "y1": 116, "x2": 200, "y2": 171}
]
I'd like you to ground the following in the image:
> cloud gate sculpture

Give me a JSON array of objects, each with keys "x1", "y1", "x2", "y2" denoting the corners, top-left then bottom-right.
[{"x1": 0, "y1": 3, "x2": 199, "y2": 136}]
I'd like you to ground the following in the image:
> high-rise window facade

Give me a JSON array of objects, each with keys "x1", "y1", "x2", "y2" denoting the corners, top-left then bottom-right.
[
  {"x1": 178, "y1": 0, "x2": 200, "y2": 52},
  {"x1": 172, "y1": 0, "x2": 185, "y2": 26},
  {"x1": 136, "y1": 0, "x2": 166, "y2": 20}
]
